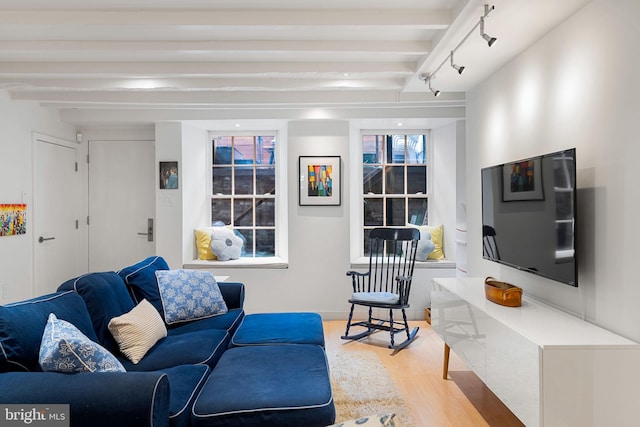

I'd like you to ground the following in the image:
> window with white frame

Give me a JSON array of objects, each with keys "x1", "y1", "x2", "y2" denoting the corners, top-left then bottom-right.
[
  {"x1": 211, "y1": 135, "x2": 277, "y2": 258},
  {"x1": 361, "y1": 133, "x2": 429, "y2": 254}
]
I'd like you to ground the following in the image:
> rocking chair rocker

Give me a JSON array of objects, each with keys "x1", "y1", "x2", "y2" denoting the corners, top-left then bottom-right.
[{"x1": 342, "y1": 227, "x2": 420, "y2": 350}]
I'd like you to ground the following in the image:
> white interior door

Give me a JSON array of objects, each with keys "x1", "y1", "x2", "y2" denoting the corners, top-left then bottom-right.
[
  {"x1": 33, "y1": 137, "x2": 81, "y2": 295},
  {"x1": 88, "y1": 140, "x2": 155, "y2": 272}
]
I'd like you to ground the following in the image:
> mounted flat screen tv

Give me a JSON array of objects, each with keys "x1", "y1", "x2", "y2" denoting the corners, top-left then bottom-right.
[{"x1": 481, "y1": 148, "x2": 577, "y2": 287}]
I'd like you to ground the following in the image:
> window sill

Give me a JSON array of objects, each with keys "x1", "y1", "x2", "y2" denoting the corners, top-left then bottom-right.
[
  {"x1": 350, "y1": 257, "x2": 456, "y2": 269},
  {"x1": 183, "y1": 257, "x2": 288, "y2": 269}
]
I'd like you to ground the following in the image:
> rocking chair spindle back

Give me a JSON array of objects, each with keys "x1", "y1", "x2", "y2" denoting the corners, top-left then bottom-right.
[{"x1": 342, "y1": 227, "x2": 420, "y2": 350}]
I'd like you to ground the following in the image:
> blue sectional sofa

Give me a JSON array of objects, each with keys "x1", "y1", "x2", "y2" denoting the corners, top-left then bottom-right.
[{"x1": 0, "y1": 256, "x2": 335, "y2": 427}]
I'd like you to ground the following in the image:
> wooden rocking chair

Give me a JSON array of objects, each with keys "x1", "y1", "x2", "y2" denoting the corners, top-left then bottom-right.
[{"x1": 342, "y1": 227, "x2": 420, "y2": 350}]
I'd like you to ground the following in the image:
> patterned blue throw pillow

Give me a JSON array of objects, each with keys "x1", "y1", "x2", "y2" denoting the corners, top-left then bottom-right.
[
  {"x1": 155, "y1": 270, "x2": 228, "y2": 325},
  {"x1": 39, "y1": 313, "x2": 125, "y2": 373}
]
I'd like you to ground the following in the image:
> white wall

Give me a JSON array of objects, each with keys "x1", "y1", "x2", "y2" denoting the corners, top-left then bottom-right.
[
  {"x1": 431, "y1": 121, "x2": 460, "y2": 262},
  {"x1": 466, "y1": 0, "x2": 640, "y2": 341},
  {"x1": 0, "y1": 91, "x2": 76, "y2": 303},
  {"x1": 180, "y1": 124, "x2": 210, "y2": 263},
  {"x1": 155, "y1": 122, "x2": 184, "y2": 268}
]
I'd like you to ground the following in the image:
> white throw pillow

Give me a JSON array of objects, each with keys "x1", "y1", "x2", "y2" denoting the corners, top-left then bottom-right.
[
  {"x1": 108, "y1": 299, "x2": 167, "y2": 364},
  {"x1": 209, "y1": 227, "x2": 243, "y2": 261}
]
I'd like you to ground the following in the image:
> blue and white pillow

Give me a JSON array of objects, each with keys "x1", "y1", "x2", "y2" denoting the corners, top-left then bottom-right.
[
  {"x1": 155, "y1": 270, "x2": 228, "y2": 325},
  {"x1": 39, "y1": 313, "x2": 125, "y2": 373},
  {"x1": 407, "y1": 224, "x2": 436, "y2": 261}
]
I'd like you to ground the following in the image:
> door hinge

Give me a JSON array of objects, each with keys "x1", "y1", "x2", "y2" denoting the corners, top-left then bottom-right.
[
  {"x1": 87, "y1": 216, "x2": 90, "y2": 226},
  {"x1": 75, "y1": 162, "x2": 78, "y2": 172},
  {"x1": 76, "y1": 219, "x2": 79, "y2": 229},
  {"x1": 86, "y1": 154, "x2": 90, "y2": 164}
]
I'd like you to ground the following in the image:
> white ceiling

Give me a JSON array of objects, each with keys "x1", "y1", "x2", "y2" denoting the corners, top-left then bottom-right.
[{"x1": 0, "y1": 0, "x2": 590, "y2": 126}]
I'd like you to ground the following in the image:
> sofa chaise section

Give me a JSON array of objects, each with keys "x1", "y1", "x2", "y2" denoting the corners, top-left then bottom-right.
[{"x1": 192, "y1": 344, "x2": 335, "y2": 427}]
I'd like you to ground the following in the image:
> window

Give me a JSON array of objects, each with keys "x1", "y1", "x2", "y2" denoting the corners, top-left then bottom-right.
[
  {"x1": 361, "y1": 133, "x2": 428, "y2": 254},
  {"x1": 211, "y1": 135, "x2": 276, "y2": 257}
]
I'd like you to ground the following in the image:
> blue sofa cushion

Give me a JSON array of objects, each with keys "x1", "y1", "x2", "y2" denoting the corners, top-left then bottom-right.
[
  {"x1": 119, "y1": 329, "x2": 230, "y2": 372},
  {"x1": 39, "y1": 313, "x2": 125, "y2": 373},
  {"x1": 157, "y1": 364, "x2": 210, "y2": 427},
  {"x1": 58, "y1": 271, "x2": 136, "y2": 353},
  {"x1": 231, "y1": 312, "x2": 325, "y2": 347},
  {"x1": 155, "y1": 269, "x2": 228, "y2": 325},
  {"x1": 0, "y1": 291, "x2": 98, "y2": 372},
  {"x1": 117, "y1": 256, "x2": 169, "y2": 317},
  {"x1": 167, "y1": 308, "x2": 244, "y2": 337},
  {"x1": 192, "y1": 345, "x2": 335, "y2": 427}
]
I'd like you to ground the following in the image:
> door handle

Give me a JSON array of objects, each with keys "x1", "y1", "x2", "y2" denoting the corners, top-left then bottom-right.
[
  {"x1": 38, "y1": 236, "x2": 55, "y2": 243},
  {"x1": 137, "y1": 218, "x2": 153, "y2": 242}
]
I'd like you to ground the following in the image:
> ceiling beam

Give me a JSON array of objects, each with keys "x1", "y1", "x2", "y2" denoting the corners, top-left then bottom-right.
[
  {"x1": 0, "y1": 61, "x2": 415, "y2": 77},
  {"x1": 2, "y1": 77, "x2": 405, "y2": 90},
  {"x1": 0, "y1": 9, "x2": 451, "y2": 28},
  {"x1": 0, "y1": 40, "x2": 431, "y2": 55},
  {"x1": 10, "y1": 88, "x2": 464, "y2": 106}
]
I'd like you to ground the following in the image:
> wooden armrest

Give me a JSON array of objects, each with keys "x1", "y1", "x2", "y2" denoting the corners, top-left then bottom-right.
[{"x1": 346, "y1": 270, "x2": 369, "y2": 277}]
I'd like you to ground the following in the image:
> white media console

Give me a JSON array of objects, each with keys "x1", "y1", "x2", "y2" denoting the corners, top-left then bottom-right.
[{"x1": 431, "y1": 277, "x2": 640, "y2": 427}]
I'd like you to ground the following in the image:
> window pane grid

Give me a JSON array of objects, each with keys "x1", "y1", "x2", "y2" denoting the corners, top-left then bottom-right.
[
  {"x1": 212, "y1": 135, "x2": 276, "y2": 258},
  {"x1": 362, "y1": 133, "x2": 428, "y2": 255}
]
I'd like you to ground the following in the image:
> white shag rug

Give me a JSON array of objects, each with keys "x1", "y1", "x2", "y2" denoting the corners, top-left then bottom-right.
[{"x1": 326, "y1": 347, "x2": 416, "y2": 426}]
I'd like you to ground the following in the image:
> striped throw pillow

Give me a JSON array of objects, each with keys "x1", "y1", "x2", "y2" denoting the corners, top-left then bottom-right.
[{"x1": 108, "y1": 299, "x2": 167, "y2": 364}]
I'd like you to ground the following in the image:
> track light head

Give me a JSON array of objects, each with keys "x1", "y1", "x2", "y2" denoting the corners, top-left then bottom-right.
[
  {"x1": 419, "y1": 73, "x2": 440, "y2": 97},
  {"x1": 450, "y1": 51, "x2": 465, "y2": 75},
  {"x1": 427, "y1": 75, "x2": 440, "y2": 97},
  {"x1": 483, "y1": 33, "x2": 497, "y2": 47},
  {"x1": 480, "y1": 16, "x2": 497, "y2": 47}
]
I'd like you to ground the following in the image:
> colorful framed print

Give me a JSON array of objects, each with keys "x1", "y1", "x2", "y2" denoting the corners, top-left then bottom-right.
[
  {"x1": 299, "y1": 156, "x2": 341, "y2": 206},
  {"x1": 0, "y1": 204, "x2": 27, "y2": 236}
]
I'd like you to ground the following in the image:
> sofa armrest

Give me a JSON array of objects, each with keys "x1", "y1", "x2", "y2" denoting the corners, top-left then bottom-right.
[
  {"x1": 0, "y1": 372, "x2": 169, "y2": 427},
  {"x1": 218, "y1": 281, "x2": 244, "y2": 310}
]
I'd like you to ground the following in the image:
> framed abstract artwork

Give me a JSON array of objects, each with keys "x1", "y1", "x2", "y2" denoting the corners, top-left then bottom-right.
[
  {"x1": 299, "y1": 156, "x2": 341, "y2": 206},
  {"x1": 0, "y1": 204, "x2": 26, "y2": 236}
]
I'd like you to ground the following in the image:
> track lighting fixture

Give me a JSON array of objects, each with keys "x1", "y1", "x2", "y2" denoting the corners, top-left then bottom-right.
[
  {"x1": 429, "y1": 77, "x2": 440, "y2": 97},
  {"x1": 418, "y1": 4, "x2": 497, "y2": 95},
  {"x1": 480, "y1": 4, "x2": 497, "y2": 47},
  {"x1": 419, "y1": 73, "x2": 440, "y2": 97},
  {"x1": 450, "y1": 51, "x2": 465, "y2": 75},
  {"x1": 480, "y1": 16, "x2": 497, "y2": 47}
]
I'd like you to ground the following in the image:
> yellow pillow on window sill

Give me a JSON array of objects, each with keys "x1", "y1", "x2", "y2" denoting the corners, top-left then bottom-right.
[
  {"x1": 427, "y1": 224, "x2": 445, "y2": 260},
  {"x1": 195, "y1": 228, "x2": 217, "y2": 260}
]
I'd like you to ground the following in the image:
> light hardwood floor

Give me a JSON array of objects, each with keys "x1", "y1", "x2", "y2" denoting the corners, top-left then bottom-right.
[{"x1": 324, "y1": 320, "x2": 524, "y2": 427}]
